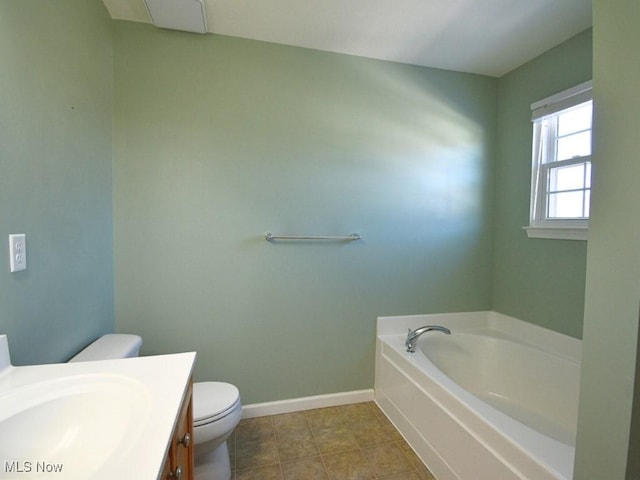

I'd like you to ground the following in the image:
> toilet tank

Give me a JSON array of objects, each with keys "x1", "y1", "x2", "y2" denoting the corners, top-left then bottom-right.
[{"x1": 68, "y1": 334, "x2": 143, "y2": 362}]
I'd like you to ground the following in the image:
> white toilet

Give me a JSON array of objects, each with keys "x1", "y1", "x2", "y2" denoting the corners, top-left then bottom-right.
[
  {"x1": 69, "y1": 334, "x2": 242, "y2": 480},
  {"x1": 192, "y1": 382, "x2": 242, "y2": 480}
]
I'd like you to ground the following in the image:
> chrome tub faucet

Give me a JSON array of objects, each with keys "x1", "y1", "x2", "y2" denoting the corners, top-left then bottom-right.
[{"x1": 405, "y1": 325, "x2": 451, "y2": 353}]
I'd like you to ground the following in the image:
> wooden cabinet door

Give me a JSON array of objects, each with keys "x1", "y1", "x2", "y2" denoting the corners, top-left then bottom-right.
[
  {"x1": 161, "y1": 379, "x2": 194, "y2": 480},
  {"x1": 173, "y1": 382, "x2": 194, "y2": 480}
]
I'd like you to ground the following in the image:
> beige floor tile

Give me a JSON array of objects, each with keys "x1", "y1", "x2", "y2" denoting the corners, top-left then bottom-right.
[
  {"x1": 235, "y1": 437, "x2": 280, "y2": 470},
  {"x1": 350, "y1": 420, "x2": 394, "y2": 447},
  {"x1": 341, "y1": 403, "x2": 379, "y2": 424},
  {"x1": 236, "y1": 416, "x2": 275, "y2": 442},
  {"x1": 273, "y1": 411, "x2": 310, "y2": 433},
  {"x1": 277, "y1": 428, "x2": 320, "y2": 461},
  {"x1": 281, "y1": 456, "x2": 329, "y2": 480},
  {"x1": 306, "y1": 406, "x2": 348, "y2": 430},
  {"x1": 313, "y1": 425, "x2": 360, "y2": 455},
  {"x1": 235, "y1": 464, "x2": 283, "y2": 480},
  {"x1": 362, "y1": 443, "x2": 414, "y2": 476},
  {"x1": 377, "y1": 471, "x2": 423, "y2": 480},
  {"x1": 323, "y1": 450, "x2": 377, "y2": 480}
]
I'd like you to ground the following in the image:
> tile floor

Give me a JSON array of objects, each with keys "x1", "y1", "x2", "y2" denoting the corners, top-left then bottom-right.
[{"x1": 227, "y1": 401, "x2": 436, "y2": 479}]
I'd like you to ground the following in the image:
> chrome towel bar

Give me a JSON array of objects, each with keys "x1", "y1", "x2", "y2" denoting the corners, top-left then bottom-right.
[{"x1": 265, "y1": 233, "x2": 361, "y2": 242}]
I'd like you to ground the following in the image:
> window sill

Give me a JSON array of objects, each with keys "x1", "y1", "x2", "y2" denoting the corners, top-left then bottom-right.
[{"x1": 523, "y1": 225, "x2": 588, "y2": 241}]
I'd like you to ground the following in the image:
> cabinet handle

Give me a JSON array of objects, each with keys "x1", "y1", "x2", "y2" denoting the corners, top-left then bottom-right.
[
  {"x1": 177, "y1": 432, "x2": 191, "y2": 448},
  {"x1": 170, "y1": 466, "x2": 183, "y2": 480}
]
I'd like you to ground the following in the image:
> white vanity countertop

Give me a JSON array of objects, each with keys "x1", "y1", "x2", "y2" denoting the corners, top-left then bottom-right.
[{"x1": 0, "y1": 342, "x2": 196, "y2": 480}]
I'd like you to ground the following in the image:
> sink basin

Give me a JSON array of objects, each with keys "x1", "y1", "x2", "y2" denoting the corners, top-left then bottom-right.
[{"x1": 0, "y1": 374, "x2": 151, "y2": 478}]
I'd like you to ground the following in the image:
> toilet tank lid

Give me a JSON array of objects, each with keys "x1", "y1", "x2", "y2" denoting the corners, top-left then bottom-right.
[{"x1": 68, "y1": 334, "x2": 142, "y2": 362}]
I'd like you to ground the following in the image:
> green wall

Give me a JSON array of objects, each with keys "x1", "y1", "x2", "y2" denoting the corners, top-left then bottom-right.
[
  {"x1": 112, "y1": 23, "x2": 497, "y2": 403},
  {"x1": 493, "y1": 30, "x2": 592, "y2": 339},
  {"x1": 0, "y1": 2, "x2": 604, "y2": 418},
  {"x1": 574, "y1": 2, "x2": 640, "y2": 478},
  {"x1": 0, "y1": 0, "x2": 114, "y2": 364}
]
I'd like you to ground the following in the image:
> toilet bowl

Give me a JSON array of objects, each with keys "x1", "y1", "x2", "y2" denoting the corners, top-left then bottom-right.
[
  {"x1": 193, "y1": 382, "x2": 242, "y2": 480},
  {"x1": 68, "y1": 334, "x2": 242, "y2": 480}
]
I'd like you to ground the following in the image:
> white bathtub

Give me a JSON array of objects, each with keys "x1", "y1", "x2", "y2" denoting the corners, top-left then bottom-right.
[{"x1": 374, "y1": 311, "x2": 581, "y2": 480}]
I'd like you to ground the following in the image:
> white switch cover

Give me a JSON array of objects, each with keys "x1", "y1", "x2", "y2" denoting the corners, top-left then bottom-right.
[{"x1": 9, "y1": 234, "x2": 26, "y2": 272}]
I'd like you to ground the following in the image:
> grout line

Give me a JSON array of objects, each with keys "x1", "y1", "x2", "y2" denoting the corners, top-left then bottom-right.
[
  {"x1": 304, "y1": 408, "x2": 331, "y2": 478},
  {"x1": 352, "y1": 408, "x2": 377, "y2": 478},
  {"x1": 270, "y1": 416, "x2": 285, "y2": 480},
  {"x1": 355, "y1": 404, "x2": 382, "y2": 479}
]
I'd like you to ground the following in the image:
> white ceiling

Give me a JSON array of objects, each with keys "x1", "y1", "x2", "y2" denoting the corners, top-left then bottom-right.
[{"x1": 101, "y1": 0, "x2": 592, "y2": 77}]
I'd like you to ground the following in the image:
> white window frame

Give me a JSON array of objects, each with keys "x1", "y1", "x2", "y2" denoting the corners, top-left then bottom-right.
[{"x1": 524, "y1": 81, "x2": 593, "y2": 241}]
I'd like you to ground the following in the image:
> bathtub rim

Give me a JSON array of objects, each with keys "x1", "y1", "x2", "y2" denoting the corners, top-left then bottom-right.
[{"x1": 377, "y1": 310, "x2": 581, "y2": 363}]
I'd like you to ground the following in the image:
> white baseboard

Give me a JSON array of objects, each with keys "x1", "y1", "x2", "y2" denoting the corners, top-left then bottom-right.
[{"x1": 241, "y1": 389, "x2": 374, "y2": 419}]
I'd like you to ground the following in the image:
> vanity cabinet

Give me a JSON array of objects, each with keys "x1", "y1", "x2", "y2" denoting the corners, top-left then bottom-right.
[{"x1": 161, "y1": 378, "x2": 194, "y2": 480}]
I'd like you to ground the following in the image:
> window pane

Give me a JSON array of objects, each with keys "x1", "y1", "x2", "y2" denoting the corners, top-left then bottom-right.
[
  {"x1": 557, "y1": 130, "x2": 591, "y2": 160},
  {"x1": 531, "y1": 88, "x2": 593, "y2": 227},
  {"x1": 558, "y1": 102, "x2": 592, "y2": 136},
  {"x1": 548, "y1": 191, "x2": 586, "y2": 218},
  {"x1": 549, "y1": 163, "x2": 585, "y2": 192}
]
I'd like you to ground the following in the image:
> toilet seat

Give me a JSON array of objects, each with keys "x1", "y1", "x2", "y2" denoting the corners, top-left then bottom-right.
[{"x1": 193, "y1": 382, "x2": 241, "y2": 427}]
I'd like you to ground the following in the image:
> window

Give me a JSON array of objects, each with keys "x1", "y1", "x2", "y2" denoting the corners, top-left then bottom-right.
[{"x1": 525, "y1": 81, "x2": 593, "y2": 240}]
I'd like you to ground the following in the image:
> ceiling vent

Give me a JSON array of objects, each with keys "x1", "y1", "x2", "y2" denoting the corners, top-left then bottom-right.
[{"x1": 143, "y1": 0, "x2": 208, "y2": 34}]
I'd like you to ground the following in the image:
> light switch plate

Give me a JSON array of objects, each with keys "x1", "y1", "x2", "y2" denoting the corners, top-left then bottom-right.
[{"x1": 9, "y1": 234, "x2": 26, "y2": 272}]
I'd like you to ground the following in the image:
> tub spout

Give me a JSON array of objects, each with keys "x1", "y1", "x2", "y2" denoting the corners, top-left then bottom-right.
[{"x1": 405, "y1": 325, "x2": 451, "y2": 353}]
